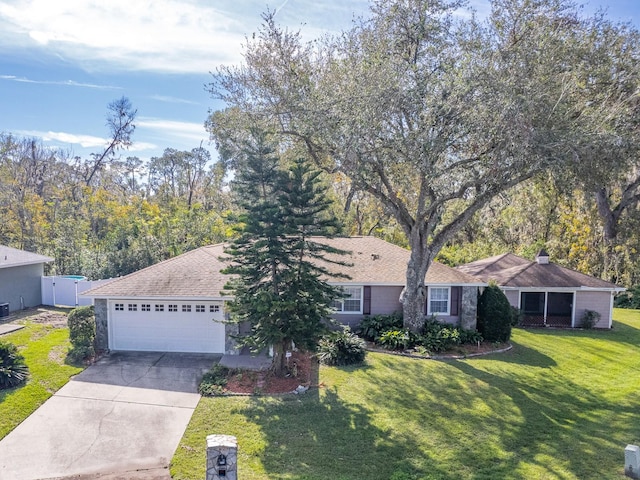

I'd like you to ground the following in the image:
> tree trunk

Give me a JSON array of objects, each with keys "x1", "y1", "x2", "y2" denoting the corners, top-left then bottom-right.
[
  {"x1": 402, "y1": 227, "x2": 432, "y2": 332},
  {"x1": 271, "y1": 340, "x2": 288, "y2": 377}
]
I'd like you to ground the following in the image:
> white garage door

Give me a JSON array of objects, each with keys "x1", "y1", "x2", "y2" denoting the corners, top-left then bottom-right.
[{"x1": 109, "y1": 300, "x2": 226, "y2": 353}]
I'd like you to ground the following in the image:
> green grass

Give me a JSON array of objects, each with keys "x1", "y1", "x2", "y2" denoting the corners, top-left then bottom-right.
[
  {"x1": 172, "y1": 308, "x2": 640, "y2": 480},
  {"x1": 0, "y1": 319, "x2": 84, "y2": 439}
]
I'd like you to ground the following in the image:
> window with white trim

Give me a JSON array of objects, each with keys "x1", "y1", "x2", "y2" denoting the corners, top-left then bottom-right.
[
  {"x1": 155, "y1": 304, "x2": 164, "y2": 312},
  {"x1": 168, "y1": 304, "x2": 178, "y2": 312},
  {"x1": 128, "y1": 303, "x2": 137, "y2": 312},
  {"x1": 141, "y1": 304, "x2": 151, "y2": 312},
  {"x1": 115, "y1": 303, "x2": 124, "y2": 311},
  {"x1": 196, "y1": 305, "x2": 205, "y2": 313},
  {"x1": 210, "y1": 305, "x2": 220, "y2": 313},
  {"x1": 182, "y1": 304, "x2": 192, "y2": 313},
  {"x1": 428, "y1": 287, "x2": 450, "y2": 315},
  {"x1": 332, "y1": 286, "x2": 363, "y2": 313}
]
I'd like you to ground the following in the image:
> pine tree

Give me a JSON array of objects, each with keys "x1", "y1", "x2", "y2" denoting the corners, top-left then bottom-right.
[{"x1": 223, "y1": 136, "x2": 347, "y2": 376}]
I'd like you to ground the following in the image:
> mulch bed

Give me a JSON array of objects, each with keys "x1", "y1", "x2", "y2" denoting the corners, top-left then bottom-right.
[{"x1": 225, "y1": 351, "x2": 315, "y2": 395}]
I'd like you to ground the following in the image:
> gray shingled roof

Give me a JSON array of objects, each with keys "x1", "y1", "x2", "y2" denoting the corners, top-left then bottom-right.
[
  {"x1": 84, "y1": 236, "x2": 485, "y2": 299},
  {"x1": 0, "y1": 245, "x2": 53, "y2": 269},
  {"x1": 457, "y1": 253, "x2": 622, "y2": 290}
]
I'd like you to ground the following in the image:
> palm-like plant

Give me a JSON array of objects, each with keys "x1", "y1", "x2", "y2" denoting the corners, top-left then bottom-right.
[{"x1": 0, "y1": 341, "x2": 29, "y2": 389}]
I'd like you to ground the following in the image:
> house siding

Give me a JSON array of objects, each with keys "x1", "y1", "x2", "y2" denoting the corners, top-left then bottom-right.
[
  {"x1": 575, "y1": 291, "x2": 613, "y2": 328},
  {"x1": 333, "y1": 285, "x2": 403, "y2": 328},
  {"x1": 503, "y1": 290, "x2": 519, "y2": 308},
  {"x1": 0, "y1": 263, "x2": 44, "y2": 312}
]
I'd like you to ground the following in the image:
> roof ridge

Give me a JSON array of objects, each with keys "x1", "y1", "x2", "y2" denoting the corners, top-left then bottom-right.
[
  {"x1": 469, "y1": 252, "x2": 510, "y2": 276},
  {"x1": 503, "y1": 260, "x2": 536, "y2": 284}
]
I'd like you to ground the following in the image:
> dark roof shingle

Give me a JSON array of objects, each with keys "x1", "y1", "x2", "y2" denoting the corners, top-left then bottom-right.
[
  {"x1": 84, "y1": 237, "x2": 484, "y2": 298},
  {"x1": 457, "y1": 253, "x2": 622, "y2": 290}
]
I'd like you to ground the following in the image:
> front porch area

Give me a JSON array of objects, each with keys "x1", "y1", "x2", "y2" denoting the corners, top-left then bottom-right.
[{"x1": 520, "y1": 291, "x2": 574, "y2": 327}]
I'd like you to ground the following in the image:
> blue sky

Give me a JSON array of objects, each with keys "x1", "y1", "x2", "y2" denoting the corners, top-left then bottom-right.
[{"x1": 0, "y1": 0, "x2": 639, "y2": 163}]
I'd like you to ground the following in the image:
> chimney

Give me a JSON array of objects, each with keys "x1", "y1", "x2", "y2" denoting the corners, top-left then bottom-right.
[{"x1": 536, "y1": 249, "x2": 550, "y2": 265}]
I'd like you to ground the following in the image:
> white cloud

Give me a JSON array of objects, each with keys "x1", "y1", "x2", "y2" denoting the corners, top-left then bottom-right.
[
  {"x1": 0, "y1": 0, "x2": 254, "y2": 73},
  {"x1": 149, "y1": 95, "x2": 199, "y2": 105},
  {"x1": 15, "y1": 129, "x2": 157, "y2": 152},
  {"x1": 0, "y1": 74, "x2": 120, "y2": 89},
  {"x1": 19, "y1": 130, "x2": 109, "y2": 148},
  {"x1": 136, "y1": 117, "x2": 208, "y2": 144},
  {"x1": 0, "y1": 0, "x2": 371, "y2": 74}
]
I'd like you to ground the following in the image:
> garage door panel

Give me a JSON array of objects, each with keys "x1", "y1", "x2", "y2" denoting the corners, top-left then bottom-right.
[{"x1": 110, "y1": 302, "x2": 225, "y2": 353}]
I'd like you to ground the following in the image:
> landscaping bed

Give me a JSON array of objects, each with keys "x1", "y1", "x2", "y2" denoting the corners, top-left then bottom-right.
[{"x1": 207, "y1": 351, "x2": 315, "y2": 395}]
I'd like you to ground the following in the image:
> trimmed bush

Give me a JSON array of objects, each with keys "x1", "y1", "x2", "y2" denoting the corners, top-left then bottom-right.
[
  {"x1": 199, "y1": 364, "x2": 230, "y2": 396},
  {"x1": 580, "y1": 310, "x2": 601, "y2": 329},
  {"x1": 357, "y1": 312, "x2": 403, "y2": 341},
  {"x1": 67, "y1": 305, "x2": 96, "y2": 362},
  {"x1": 318, "y1": 327, "x2": 366, "y2": 366},
  {"x1": 0, "y1": 341, "x2": 29, "y2": 389},
  {"x1": 477, "y1": 284, "x2": 512, "y2": 343}
]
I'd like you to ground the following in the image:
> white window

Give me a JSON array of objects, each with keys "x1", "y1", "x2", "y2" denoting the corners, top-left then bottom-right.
[
  {"x1": 128, "y1": 303, "x2": 137, "y2": 312},
  {"x1": 332, "y1": 286, "x2": 363, "y2": 313},
  {"x1": 115, "y1": 303, "x2": 124, "y2": 311},
  {"x1": 210, "y1": 305, "x2": 220, "y2": 313},
  {"x1": 141, "y1": 304, "x2": 151, "y2": 312},
  {"x1": 182, "y1": 304, "x2": 192, "y2": 313},
  {"x1": 428, "y1": 287, "x2": 450, "y2": 315},
  {"x1": 155, "y1": 304, "x2": 164, "y2": 312},
  {"x1": 196, "y1": 305, "x2": 205, "y2": 313},
  {"x1": 168, "y1": 304, "x2": 178, "y2": 312}
]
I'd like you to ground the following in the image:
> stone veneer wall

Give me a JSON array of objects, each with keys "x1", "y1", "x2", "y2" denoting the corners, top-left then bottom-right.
[
  {"x1": 94, "y1": 298, "x2": 109, "y2": 351},
  {"x1": 224, "y1": 320, "x2": 239, "y2": 355},
  {"x1": 459, "y1": 286, "x2": 478, "y2": 331}
]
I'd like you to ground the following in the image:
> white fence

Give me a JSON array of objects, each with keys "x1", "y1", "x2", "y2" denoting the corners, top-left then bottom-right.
[{"x1": 41, "y1": 276, "x2": 115, "y2": 307}]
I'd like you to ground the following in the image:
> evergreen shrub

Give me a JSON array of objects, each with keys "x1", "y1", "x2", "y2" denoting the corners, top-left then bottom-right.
[
  {"x1": 67, "y1": 305, "x2": 96, "y2": 362},
  {"x1": 477, "y1": 284, "x2": 513, "y2": 342},
  {"x1": 579, "y1": 309, "x2": 601, "y2": 329},
  {"x1": 614, "y1": 286, "x2": 640, "y2": 309}
]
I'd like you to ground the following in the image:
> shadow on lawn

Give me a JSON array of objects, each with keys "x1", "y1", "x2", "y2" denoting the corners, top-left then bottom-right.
[
  {"x1": 480, "y1": 340, "x2": 557, "y2": 368},
  {"x1": 355, "y1": 350, "x2": 640, "y2": 479},
  {"x1": 237, "y1": 385, "x2": 446, "y2": 480},
  {"x1": 447, "y1": 359, "x2": 639, "y2": 479}
]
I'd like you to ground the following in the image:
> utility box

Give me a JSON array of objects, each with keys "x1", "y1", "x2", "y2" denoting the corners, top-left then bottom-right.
[
  {"x1": 626, "y1": 444, "x2": 640, "y2": 479},
  {"x1": 0, "y1": 303, "x2": 8, "y2": 318},
  {"x1": 206, "y1": 434, "x2": 237, "y2": 480}
]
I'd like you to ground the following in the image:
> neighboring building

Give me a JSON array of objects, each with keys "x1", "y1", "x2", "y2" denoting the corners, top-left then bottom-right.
[
  {"x1": 457, "y1": 250, "x2": 625, "y2": 328},
  {"x1": 83, "y1": 236, "x2": 485, "y2": 354},
  {"x1": 0, "y1": 245, "x2": 54, "y2": 314}
]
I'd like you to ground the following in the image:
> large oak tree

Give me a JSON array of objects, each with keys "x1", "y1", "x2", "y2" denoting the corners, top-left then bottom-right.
[{"x1": 209, "y1": 0, "x2": 599, "y2": 330}]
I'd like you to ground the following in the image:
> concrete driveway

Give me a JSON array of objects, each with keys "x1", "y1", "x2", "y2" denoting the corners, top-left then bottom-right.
[{"x1": 0, "y1": 351, "x2": 220, "y2": 480}]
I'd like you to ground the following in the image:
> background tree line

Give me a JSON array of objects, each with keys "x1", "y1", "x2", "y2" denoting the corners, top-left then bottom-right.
[{"x1": 0, "y1": 98, "x2": 231, "y2": 279}]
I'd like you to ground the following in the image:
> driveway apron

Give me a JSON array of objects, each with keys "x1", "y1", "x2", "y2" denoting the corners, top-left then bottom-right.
[{"x1": 0, "y1": 352, "x2": 219, "y2": 480}]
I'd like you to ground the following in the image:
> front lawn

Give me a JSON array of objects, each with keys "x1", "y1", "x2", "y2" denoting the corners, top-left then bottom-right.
[
  {"x1": 0, "y1": 315, "x2": 84, "y2": 439},
  {"x1": 172, "y1": 308, "x2": 640, "y2": 480}
]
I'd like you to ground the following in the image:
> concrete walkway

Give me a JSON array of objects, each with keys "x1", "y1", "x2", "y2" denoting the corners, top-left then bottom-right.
[
  {"x1": 0, "y1": 351, "x2": 220, "y2": 480},
  {"x1": 219, "y1": 354, "x2": 272, "y2": 371},
  {"x1": 0, "y1": 323, "x2": 24, "y2": 335}
]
